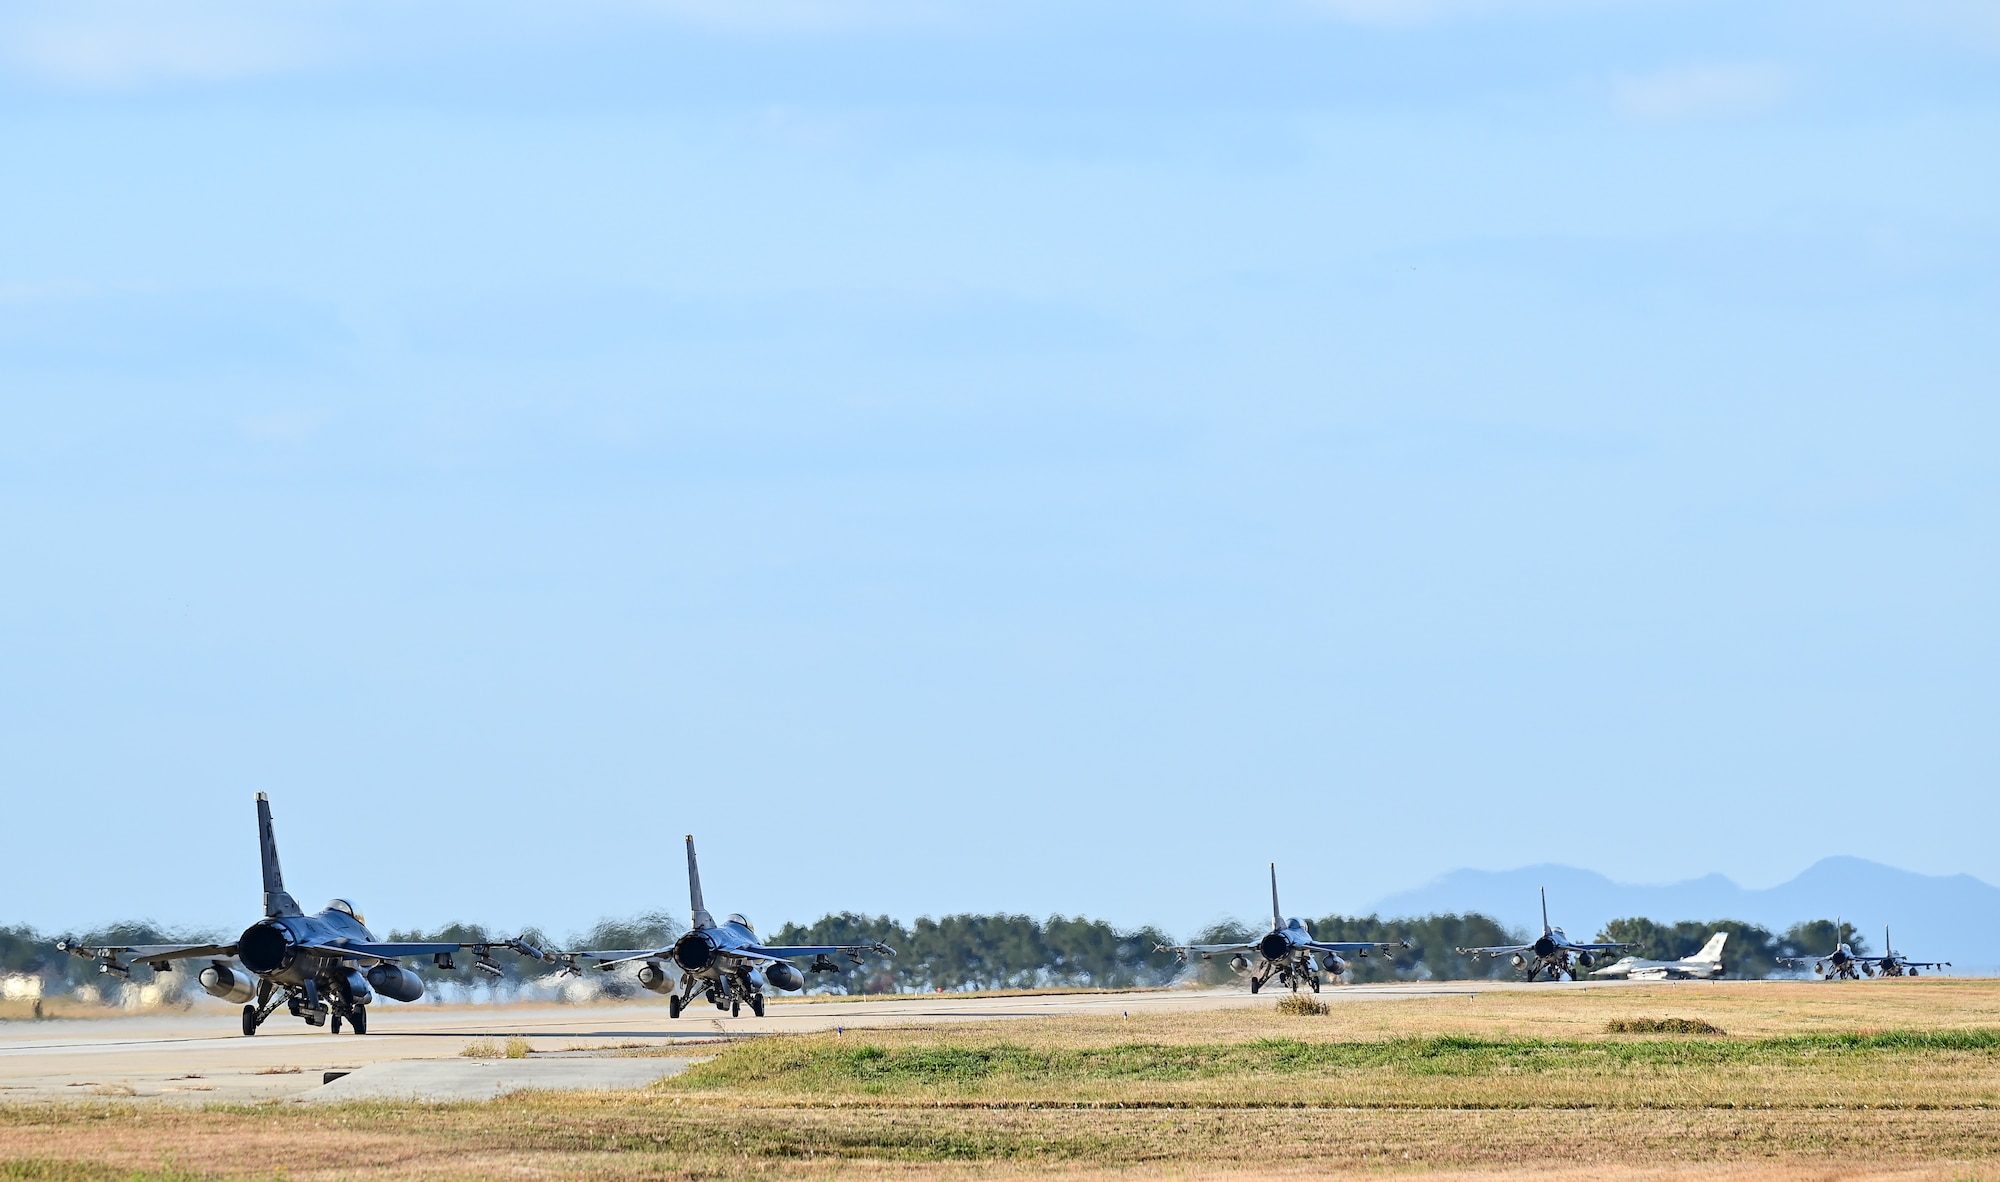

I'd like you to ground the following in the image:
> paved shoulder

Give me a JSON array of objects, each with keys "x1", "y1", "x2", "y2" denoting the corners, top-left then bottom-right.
[{"x1": 306, "y1": 1057, "x2": 704, "y2": 1103}]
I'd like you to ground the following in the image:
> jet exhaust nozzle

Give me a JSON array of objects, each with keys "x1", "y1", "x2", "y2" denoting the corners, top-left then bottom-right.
[
  {"x1": 198, "y1": 964, "x2": 256, "y2": 1005},
  {"x1": 1532, "y1": 935, "x2": 1558, "y2": 959},
  {"x1": 637, "y1": 961, "x2": 676, "y2": 994},
  {"x1": 673, "y1": 931, "x2": 718, "y2": 973},
  {"x1": 764, "y1": 961, "x2": 804, "y2": 992},
  {"x1": 237, "y1": 921, "x2": 294, "y2": 975},
  {"x1": 366, "y1": 963, "x2": 425, "y2": 1003},
  {"x1": 1258, "y1": 933, "x2": 1289, "y2": 961}
]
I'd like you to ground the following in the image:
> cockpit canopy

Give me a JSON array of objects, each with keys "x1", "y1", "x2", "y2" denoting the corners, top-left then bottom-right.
[
  {"x1": 326, "y1": 898, "x2": 367, "y2": 925},
  {"x1": 1284, "y1": 917, "x2": 1307, "y2": 931},
  {"x1": 727, "y1": 913, "x2": 755, "y2": 933}
]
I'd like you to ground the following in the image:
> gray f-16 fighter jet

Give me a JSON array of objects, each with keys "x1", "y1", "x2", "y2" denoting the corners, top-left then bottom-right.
[
  {"x1": 1456, "y1": 889, "x2": 1636, "y2": 981},
  {"x1": 57, "y1": 794, "x2": 537, "y2": 1036},
  {"x1": 1780, "y1": 923, "x2": 1949, "y2": 979},
  {"x1": 540, "y1": 835, "x2": 894, "y2": 1018},
  {"x1": 1157, "y1": 864, "x2": 1408, "y2": 993},
  {"x1": 1590, "y1": 932, "x2": 1729, "y2": 980}
]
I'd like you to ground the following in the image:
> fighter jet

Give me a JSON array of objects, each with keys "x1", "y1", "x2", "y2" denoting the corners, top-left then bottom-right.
[
  {"x1": 1591, "y1": 932, "x2": 1729, "y2": 980},
  {"x1": 1455, "y1": 889, "x2": 1637, "y2": 981},
  {"x1": 538, "y1": 835, "x2": 894, "y2": 1018},
  {"x1": 1157, "y1": 864, "x2": 1408, "y2": 993},
  {"x1": 1779, "y1": 922, "x2": 1949, "y2": 979},
  {"x1": 56, "y1": 793, "x2": 537, "y2": 1036}
]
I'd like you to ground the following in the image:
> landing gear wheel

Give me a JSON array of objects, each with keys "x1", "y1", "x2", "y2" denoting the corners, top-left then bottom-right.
[
  {"x1": 669, "y1": 995, "x2": 682, "y2": 1019},
  {"x1": 331, "y1": 1012, "x2": 343, "y2": 1034},
  {"x1": 751, "y1": 994, "x2": 766, "y2": 1018},
  {"x1": 350, "y1": 1006, "x2": 367, "y2": 1035},
  {"x1": 1249, "y1": 977, "x2": 1261, "y2": 994},
  {"x1": 1310, "y1": 974, "x2": 1322, "y2": 993},
  {"x1": 730, "y1": 1000, "x2": 740, "y2": 1017},
  {"x1": 241, "y1": 1005, "x2": 259, "y2": 1037}
]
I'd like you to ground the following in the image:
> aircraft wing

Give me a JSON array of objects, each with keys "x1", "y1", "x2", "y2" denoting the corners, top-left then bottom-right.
[
  {"x1": 548, "y1": 941, "x2": 895, "y2": 973},
  {"x1": 1156, "y1": 942, "x2": 1259, "y2": 963},
  {"x1": 526, "y1": 946, "x2": 672, "y2": 972},
  {"x1": 56, "y1": 941, "x2": 238, "y2": 971},
  {"x1": 297, "y1": 939, "x2": 537, "y2": 964},
  {"x1": 738, "y1": 942, "x2": 897, "y2": 963},
  {"x1": 1566, "y1": 942, "x2": 1639, "y2": 953},
  {"x1": 1455, "y1": 944, "x2": 1533, "y2": 956},
  {"x1": 1306, "y1": 940, "x2": 1410, "y2": 955}
]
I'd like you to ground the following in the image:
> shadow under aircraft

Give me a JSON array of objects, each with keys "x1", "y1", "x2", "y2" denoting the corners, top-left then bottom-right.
[
  {"x1": 58, "y1": 793, "x2": 539, "y2": 1036},
  {"x1": 1456, "y1": 888, "x2": 1637, "y2": 981},
  {"x1": 1780, "y1": 922, "x2": 1950, "y2": 979},
  {"x1": 1158, "y1": 864, "x2": 1408, "y2": 993},
  {"x1": 538, "y1": 835, "x2": 895, "y2": 1018}
]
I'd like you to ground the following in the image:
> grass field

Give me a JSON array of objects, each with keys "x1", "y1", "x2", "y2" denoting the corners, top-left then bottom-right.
[{"x1": 4, "y1": 980, "x2": 1998, "y2": 1180}]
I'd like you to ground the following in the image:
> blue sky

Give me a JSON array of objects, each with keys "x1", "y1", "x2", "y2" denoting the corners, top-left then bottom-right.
[{"x1": 3, "y1": 1, "x2": 1995, "y2": 939}]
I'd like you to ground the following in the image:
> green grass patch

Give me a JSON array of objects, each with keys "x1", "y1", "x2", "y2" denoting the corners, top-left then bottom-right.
[
  {"x1": 672, "y1": 1028, "x2": 2000, "y2": 1096},
  {"x1": 1, "y1": 1162, "x2": 208, "y2": 1182},
  {"x1": 1606, "y1": 1017, "x2": 1728, "y2": 1035}
]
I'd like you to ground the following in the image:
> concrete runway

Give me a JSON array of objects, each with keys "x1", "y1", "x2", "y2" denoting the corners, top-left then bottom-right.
[{"x1": 0, "y1": 980, "x2": 1544, "y2": 1104}]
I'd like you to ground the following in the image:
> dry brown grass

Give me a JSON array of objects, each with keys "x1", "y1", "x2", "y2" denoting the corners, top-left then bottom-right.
[{"x1": 3, "y1": 979, "x2": 1997, "y2": 1180}]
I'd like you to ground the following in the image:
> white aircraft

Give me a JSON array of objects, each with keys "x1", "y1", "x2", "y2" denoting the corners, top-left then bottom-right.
[{"x1": 1591, "y1": 932, "x2": 1729, "y2": 980}]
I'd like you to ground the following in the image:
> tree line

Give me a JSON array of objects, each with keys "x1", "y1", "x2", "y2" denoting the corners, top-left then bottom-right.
[{"x1": 0, "y1": 912, "x2": 1891, "y2": 1006}]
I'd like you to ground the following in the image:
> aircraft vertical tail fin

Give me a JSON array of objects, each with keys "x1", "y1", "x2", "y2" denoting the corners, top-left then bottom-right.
[
  {"x1": 1687, "y1": 932, "x2": 1728, "y2": 963},
  {"x1": 255, "y1": 793, "x2": 300, "y2": 917},
  {"x1": 1540, "y1": 887, "x2": 1551, "y2": 935},
  {"x1": 1270, "y1": 863, "x2": 1282, "y2": 931},
  {"x1": 686, "y1": 835, "x2": 715, "y2": 929}
]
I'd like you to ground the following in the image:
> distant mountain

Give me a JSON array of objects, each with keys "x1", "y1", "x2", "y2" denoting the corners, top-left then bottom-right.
[{"x1": 1366, "y1": 858, "x2": 1999, "y2": 971}]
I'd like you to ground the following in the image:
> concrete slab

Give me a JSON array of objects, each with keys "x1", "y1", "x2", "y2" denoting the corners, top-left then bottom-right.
[
  {"x1": 303, "y1": 1056, "x2": 702, "y2": 1103},
  {"x1": 0, "y1": 980, "x2": 1649, "y2": 1103}
]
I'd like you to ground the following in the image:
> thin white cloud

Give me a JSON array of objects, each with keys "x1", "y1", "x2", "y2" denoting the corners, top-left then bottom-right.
[
  {"x1": 1613, "y1": 62, "x2": 1792, "y2": 122},
  {"x1": 619, "y1": 0, "x2": 961, "y2": 35},
  {"x1": 1296, "y1": 0, "x2": 1654, "y2": 28},
  {"x1": 1860, "y1": 0, "x2": 2000, "y2": 52},
  {"x1": 0, "y1": 0, "x2": 963, "y2": 89},
  {"x1": 0, "y1": 1, "x2": 338, "y2": 88}
]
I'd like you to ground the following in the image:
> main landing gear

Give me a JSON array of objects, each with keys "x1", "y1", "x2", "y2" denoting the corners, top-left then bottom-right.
[
  {"x1": 240, "y1": 983, "x2": 369, "y2": 1036},
  {"x1": 667, "y1": 977, "x2": 767, "y2": 1019},
  {"x1": 240, "y1": 983, "x2": 286, "y2": 1037},
  {"x1": 330, "y1": 1007, "x2": 368, "y2": 1035}
]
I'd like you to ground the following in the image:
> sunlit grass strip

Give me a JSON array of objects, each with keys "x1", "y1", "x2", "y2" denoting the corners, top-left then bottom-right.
[{"x1": 679, "y1": 1029, "x2": 2000, "y2": 1087}]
